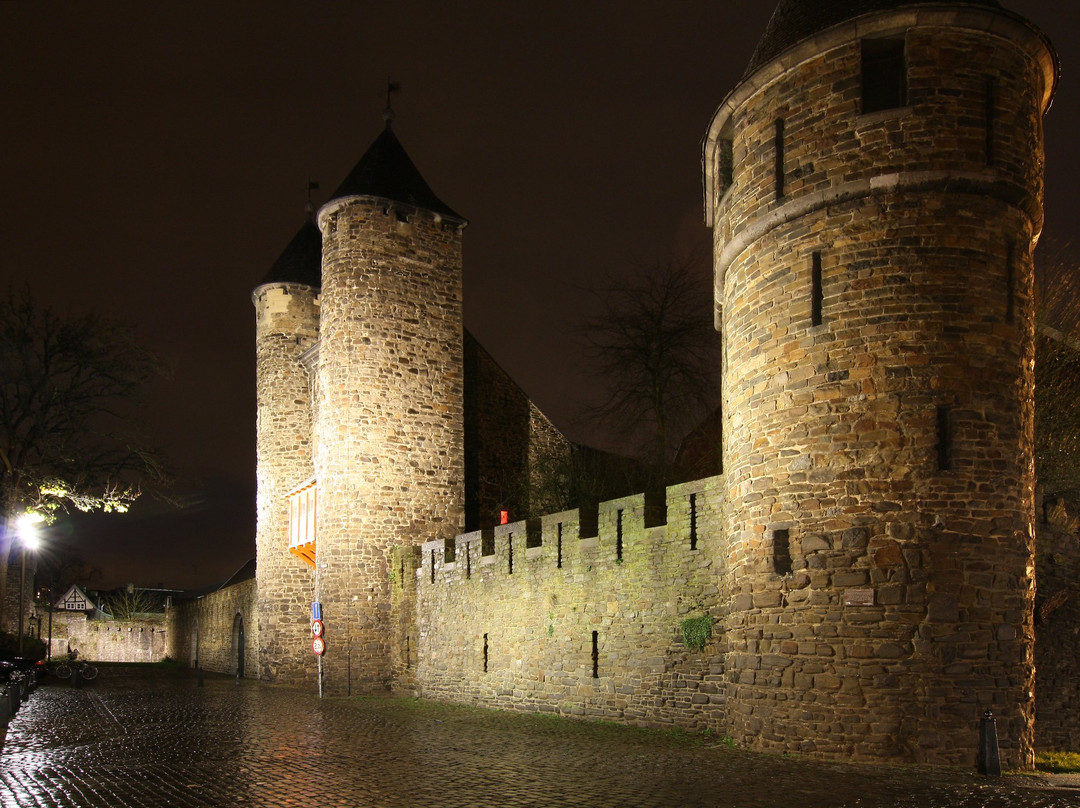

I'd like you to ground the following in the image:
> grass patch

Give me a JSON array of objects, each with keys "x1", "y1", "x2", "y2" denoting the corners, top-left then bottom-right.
[
  {"x1": 347, "y1": 696, "x2": 730, "y2": 749},
  {"x1": 1036, "y1": 751, "x2": 1080, "y2": 773}
]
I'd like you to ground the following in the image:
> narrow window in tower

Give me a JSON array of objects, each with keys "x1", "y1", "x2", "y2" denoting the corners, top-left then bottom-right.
[
  {"x1": 937, "y1": 405, "x2": 952, "y2": 471},
  {"x1": 811, "y1": 251, "x2": 824, "y2": 327},
  {"x1": 591, "y1": 631, "x2": 600, "y2": 679},
  {"x1": 773, "y1": 529, "x2": 793, "y2": 576},
  {"x1": 508, "y1": 535, "x2": 514, "y2": 575},
  {"x1": 430, "y1": 549, "x2": 436, "y2": 584},
  {"x1": 406, "y1": 635, "x2": 411, "y2": 669},
  {"x1": 465, "y1": 541, "x2": 471, "y2": 579},
  {"x1": 985, "y1": 77, "x2": 997, "y2": 165},
  {"x1": 616, "y1": 509, "x2": 624, "y2": 562},
  {"x1": 861, "y1": 38, "x2": 907, "y2": 114},
  {"x1": 557, "y1": 522, "x2": 564, "y2": 569},
  {"x1": 1005, "y1": 241, "x2": 1016, "y2": 324},
  {"x1": 483, "y1": 633, "x2": 489, "y2": 673},
  {"x1": 774, "y1": 118, "x2": 786, "y2": 200},
  {"x1": 689, "y1": 493, "x2": 699, "y2": 551},
  {"x1": 399, "y1": 556, "x2": 405, "y2": 589},
  {"x1": 718, "y1": 138, "x2": 734, "y2": 191}
]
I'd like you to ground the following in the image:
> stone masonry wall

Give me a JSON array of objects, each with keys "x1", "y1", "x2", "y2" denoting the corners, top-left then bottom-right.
[
  {"x1": 413, "y1": 477, "x2": 726, "y2": 729},
  {"x1": 315, "y1": 198, "x2": 465, "y2": 695},
  {"x1": 1034, "y1": 499, "x2": 1080, "y2": 752},
  {"x1": 709, "y1": 11, "x2": 1055, "y2": 768},
  {"x1": 253, "y1": 282, "x2": 320, "y2": 687},
  {"x1": 464, "y1": 331, "x2": 572, "y2": 529},
  {"x1": 44, "y1": 611, "x2": 166, "y2": 662},
  {"x1": 165, "y1": 578, "x2": 257, "y2": 676}
]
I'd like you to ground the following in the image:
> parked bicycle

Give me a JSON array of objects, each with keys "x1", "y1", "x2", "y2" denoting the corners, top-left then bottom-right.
[{"x1": 50, "y1": 659, "x2": 98, "y2": 681}]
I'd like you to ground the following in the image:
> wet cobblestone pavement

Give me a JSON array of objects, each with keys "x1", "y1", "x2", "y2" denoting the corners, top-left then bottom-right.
[{"x1": 2, "y1": 668, "x2": 1080, "y2": 807}]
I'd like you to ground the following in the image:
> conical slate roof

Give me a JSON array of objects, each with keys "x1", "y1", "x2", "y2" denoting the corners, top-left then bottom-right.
[
  {"x1": 744, "y1": 0, "x2": 1003, "y2": 77},
  {"x1": 329, "y1": 123, "x2": 462, "y2": 221},
  {"x1": 259, "y1": 218, "x2": 322, "y2": 288}
]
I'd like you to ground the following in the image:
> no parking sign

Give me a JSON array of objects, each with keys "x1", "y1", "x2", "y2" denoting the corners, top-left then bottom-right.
[{"x1": 311, "y1": 602, "x2": 325, "y2": 654}]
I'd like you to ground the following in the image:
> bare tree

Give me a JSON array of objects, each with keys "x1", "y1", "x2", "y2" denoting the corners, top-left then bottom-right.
[
  {"x1": 0, "y1": 287, "x2": 167, "y2": 628},
  {"x1": 580, "y1": 252, "x2": 721, "y2": 484},
  {"x1": 104, "y1": 586, "x2": 162, "y2": 620}
]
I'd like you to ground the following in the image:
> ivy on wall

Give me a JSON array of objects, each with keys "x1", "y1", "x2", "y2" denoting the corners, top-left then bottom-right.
[{"x1": 680, "y1": 614, "x2": 712, "y2": 652}]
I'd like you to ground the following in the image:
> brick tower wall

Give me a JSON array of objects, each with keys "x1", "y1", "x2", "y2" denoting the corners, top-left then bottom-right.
[
  {"x1": 252, "y1": 283, "x2": 320, "y2": 685},
  {"x1": 706, "y1": 10, "x2": 1055, "y2": 768},
  {"x1": 315, "y1": 197, "x2": 465, "y2": 695}
]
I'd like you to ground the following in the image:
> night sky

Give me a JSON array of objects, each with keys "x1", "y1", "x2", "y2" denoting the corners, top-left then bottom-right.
[{"x1": 3, "y1": 2, "x2": 1077, "y2": 590}]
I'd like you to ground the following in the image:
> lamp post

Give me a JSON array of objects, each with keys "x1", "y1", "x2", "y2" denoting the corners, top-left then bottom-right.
[{"x1": 15, "y1": 514, "x2": 42, "y2": 656}]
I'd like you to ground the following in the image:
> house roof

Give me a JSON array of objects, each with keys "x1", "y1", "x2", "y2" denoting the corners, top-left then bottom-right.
[
  {"x1": 54, "y1": 584, "x2": 96, "y2": 612},
  {"x1": 744, "y1": 0, "x2": 1003, "y2": 77},
  {"x1": 328, "y1": 122, "x2": 463, "y2": 221}
]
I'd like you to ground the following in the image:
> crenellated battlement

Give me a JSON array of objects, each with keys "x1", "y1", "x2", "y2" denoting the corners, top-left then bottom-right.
[
  {"x1": 420, "y1": 477, "x2": 721, "y2": 590},
  {"x1": 411, "y1": 476, "x2": 728, "y2": 729}
]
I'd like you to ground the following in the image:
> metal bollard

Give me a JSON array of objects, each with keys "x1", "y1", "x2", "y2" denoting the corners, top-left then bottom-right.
[
  {"x1": 979, "y1": 709, "x2": 1002, "y2": 776},
  {"x1": 71, "y1": 667, "x2": 80, "y2": 689},
  {"x1": 197, "y1": 667, "x2": 204, "y2": 688},
  {"x1": 8, "y1": 683, "x2": 18, "y2": 715},
  {"x1": 0, "y1": 688, "x2": 8, "y2": 728}
]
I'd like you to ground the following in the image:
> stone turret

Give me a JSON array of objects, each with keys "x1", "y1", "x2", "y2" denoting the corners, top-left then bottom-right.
[
  {"x1": 314, "y1": 119, "x2": 466, "y2": 695},
  {"x1": 704, "y1": 0, "x2": 1056, "y2": 767},
  {"x1": 252, "y1": 217, "x2": 322, "y2": 685}
]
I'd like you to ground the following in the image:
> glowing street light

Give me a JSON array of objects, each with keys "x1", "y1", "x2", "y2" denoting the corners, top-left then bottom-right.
[{"x1": 15, "y1": 513, "x2": 43, "y2": 655}]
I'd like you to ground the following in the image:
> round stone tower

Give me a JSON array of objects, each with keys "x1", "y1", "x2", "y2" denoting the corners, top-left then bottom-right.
[
  {"x1": 252, "y1": 217, "x2": 322, "y2": 684},
  {"x1": 704, "y1": 1, "x2": 1056, "y2": 767},
  {"x1": 314, "y1": 118, "x2": 466, "y2": 695}
]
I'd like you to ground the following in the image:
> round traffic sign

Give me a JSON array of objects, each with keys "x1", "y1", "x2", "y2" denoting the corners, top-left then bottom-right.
[
  {"x1": 312, "y1": 619, "x2": 324, "y2": 638},
  {"x1": 312, "y1": 636, "x2": 326, "y2": 655}
]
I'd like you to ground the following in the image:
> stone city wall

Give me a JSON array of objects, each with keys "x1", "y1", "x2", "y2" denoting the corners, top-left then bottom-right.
[
  {"x1": 165, "y1": 578, "x2": 257, "y2": 677},
  {"x1": 1034, "y1": 499, "x2": 1080, "y2": 752},
  {"x1": 412, "y1": 477, "x2": 727, "y2": 730},
  {"x1": 44, "y1": 611, "x2": 166, "y2": 663},
  {"x1": 464, "y1": 331, "x2": 573, "y2": 529}
]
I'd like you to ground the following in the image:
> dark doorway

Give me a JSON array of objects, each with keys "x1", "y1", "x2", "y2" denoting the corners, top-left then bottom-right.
[{"x1": 233, "y1": 614, "x2": 245, "y2": 678}]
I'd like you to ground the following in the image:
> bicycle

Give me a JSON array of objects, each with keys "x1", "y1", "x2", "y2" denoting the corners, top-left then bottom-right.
[{"x1": 51, "y1": 659, "x2": 98, "y2": 681}]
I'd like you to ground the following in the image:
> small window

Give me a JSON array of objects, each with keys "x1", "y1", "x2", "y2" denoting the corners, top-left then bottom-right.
[
  {"x1": 1005, "y1": 241, "x2": 1015, "y2": 324},
  {"x1": 773, "y1": 529, "x2": 793, "y2": 576},
  {"x1": 811, "y1": 251, "x2": 824, "y2": 327},
  {"x1": 937, "y1": 405, "x2": 952, "y2": 471},
  {"x1": 718, "y1": 139, "x2": 734, "y2": 191},
  {"x1": 774, "y1": 119, "x2": 786, "y2": 200},
  {"x1": 862, "y1": 38, "x2": 907, "y2": 114}
]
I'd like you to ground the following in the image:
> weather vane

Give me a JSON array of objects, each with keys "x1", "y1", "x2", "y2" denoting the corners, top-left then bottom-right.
[
  {"x1": 305, "y1": 178, "x2": 319, "y2": 220},
  {"x1": 384, "y1": 78, "x2": 401, "y2": 126}
]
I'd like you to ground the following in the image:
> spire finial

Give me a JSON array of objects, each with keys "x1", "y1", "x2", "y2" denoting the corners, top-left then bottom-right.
[
  {"x1": 305, "y1": 178, "x2": 319, "y2": 220},
  {"x1": 383, "y1": 79, "x2": 401, "y2": 128}
]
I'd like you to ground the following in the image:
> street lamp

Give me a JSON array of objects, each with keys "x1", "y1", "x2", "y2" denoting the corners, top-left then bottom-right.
[{"x1": 15, "y1": 513, "x2": 43, "y2": 656}]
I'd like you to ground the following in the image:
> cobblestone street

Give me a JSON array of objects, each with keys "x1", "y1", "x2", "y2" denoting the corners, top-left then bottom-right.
[{"x1": 1, "y1": 668, "x2": 1078, "y2": 808}]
